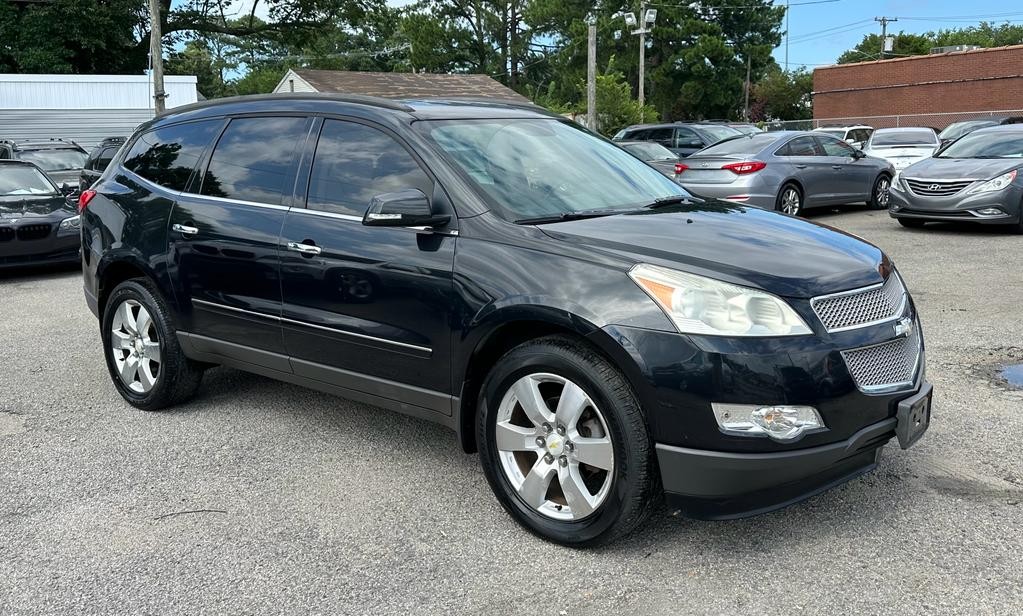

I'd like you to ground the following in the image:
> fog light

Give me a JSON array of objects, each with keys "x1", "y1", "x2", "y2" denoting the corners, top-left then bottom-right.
[
  {"x1": 975, "y1": 207, "x2": 1004, "y2": 216},
  {"x1": 711, "y1": 403, "x2": 825, "y2": 441}
]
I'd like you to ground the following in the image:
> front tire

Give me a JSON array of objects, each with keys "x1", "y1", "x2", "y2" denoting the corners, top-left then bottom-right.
[
  {"x1": 477, "y1": 335, "x2": 658, "y2": 547},
  {"x1": 776, "y1": 183, "x2": 803, "y2": 216},
  {"x1": 101, "y1": 279, "x2": 204, "y2": 410},
  {"x1": 869, "y1": 174, "x2": 892, "y2": 210}
]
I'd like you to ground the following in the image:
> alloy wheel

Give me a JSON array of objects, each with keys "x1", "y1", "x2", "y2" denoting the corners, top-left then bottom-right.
[
  {"x1": 876, "y1": 177, "x2": 891, "y2": 208},
  {"x1": 781, "y1": 187, "x2": 801, "y2": 215},
  {"x1": 109, "y1": 299, "x2": 161, "y2": 393},
  {"x1": 494, "y1": 373, "x2": 615, "y2": 521}
]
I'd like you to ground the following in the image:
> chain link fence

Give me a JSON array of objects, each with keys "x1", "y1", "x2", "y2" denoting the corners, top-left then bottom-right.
[{"x1": 764, "y1": 109, "x2": 1023, "y2": 132}]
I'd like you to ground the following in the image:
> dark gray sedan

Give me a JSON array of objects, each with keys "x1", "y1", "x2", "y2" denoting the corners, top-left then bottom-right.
[
  {"x1": 889, "y1": 125, "x2": 1023, "y2": 231},
  {"x1": 617, "y1": 141, "x2": 681, "y2": 179},
  {"x1": 677, "y1": 131, "x2": 894, "y2": 215}
]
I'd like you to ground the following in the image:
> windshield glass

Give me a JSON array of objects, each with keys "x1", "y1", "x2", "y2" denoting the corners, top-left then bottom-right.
[
  {"x1": 693, "y1": 133, "x2": 778, "y2": 157},
  {"x1": 936, "y1": 130, "x2": 1023, "y2": 159},
  {"x1": 0, "y1": 165, "x2": 58, "y2": 196},
  {"x1": 870, "y1": 130, "x2": 937, "y2": 147},
  {"x1": 621, "y1": 142, "x2": 677, "y2": 161},
  {"x1": 816, "y1": 129, "x2": 845, "y2": 138},
  {"x1": 698, "y1": 125, "x2": 742, "y2": 143},
  {"x1": 938, "y1": 121, "x2": 996, "y2": 141},
  {"x1": 18, "y1": 149, "x2": 87, "y2": 171},
  {"x1": 419, "y1": 119, "x2": 689, "y2": 220}
]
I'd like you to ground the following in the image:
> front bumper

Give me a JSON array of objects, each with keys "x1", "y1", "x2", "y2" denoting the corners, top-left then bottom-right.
[
  {"x1": 658, "y1": 380, "x2": 930, "y2": 518},
  {"x1": 0, "y1": 225, "x2": 80, "y2": 269},
  {"x1": 889, "y1": 182, "x2": 1023, "y2": 223}
]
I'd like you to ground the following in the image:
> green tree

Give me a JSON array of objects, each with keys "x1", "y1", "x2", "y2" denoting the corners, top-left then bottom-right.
[
  {"x1": 587, "y1": 71, "x2": 659, "y2": 137},
  {"x1": 838, "y1": 22, "x2": 1023, "y2": 63},
  {"x1": 750, "y1": 67, "x2": 812, "y2": 121}
]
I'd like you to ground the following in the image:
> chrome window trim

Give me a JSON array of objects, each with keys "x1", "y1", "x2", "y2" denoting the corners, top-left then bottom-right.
[
  {"x1": 287, "y1": 207, "x2": 457, "y2": 234},
  {"x1": 191, "y1": 298, "x2": 431, "y2": 353},
  {"x1": 809, "y1": 274, "x2": 908, "y2": 333},
  {"x1": 123, "y1": 168, "x2": 291, "y2": 211}
]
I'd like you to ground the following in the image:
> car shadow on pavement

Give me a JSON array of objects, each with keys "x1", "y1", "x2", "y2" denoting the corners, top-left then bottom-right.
[{"x1": 0, "y1": 261, "x2": 81, "y2": 281}]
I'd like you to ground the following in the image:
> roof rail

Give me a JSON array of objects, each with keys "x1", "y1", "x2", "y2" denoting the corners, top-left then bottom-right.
[{"x1": 159, "y1": 92, "x2": 416, "y2": 117}]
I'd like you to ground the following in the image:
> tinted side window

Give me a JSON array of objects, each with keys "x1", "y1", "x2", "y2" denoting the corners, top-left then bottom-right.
[
  {"x1": 123, "y1": 120, "x2": 221, "y2": 191},
  {"x1": 307, "y1": 119, "x2": 432, "y2": 217},
  {"x1": 646, "y1": 128, "x2": 674, "y2": 145},
  {"x1": 818, "y1": 136, "x2": 856, "y2": 157},
  {"x1": 675, "y1": 127, "x2": 702, "y2": 148},
  {"x1": 777, "y1": 136, "x2": 820, "y2": 156},
  {"x1": 96, "y1": 147, "x2": 116, "y2": 171},
  {"x1": 201, "y1": 116, "x2": 309, "y2": 204}
]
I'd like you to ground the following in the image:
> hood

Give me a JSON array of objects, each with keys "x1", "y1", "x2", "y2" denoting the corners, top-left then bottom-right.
[
  {"x1": 0, "y1": 194, "x2": 73, "y2": 219},
  {"x1": 539, "y1": 202, "x2": 887, "y2": 299},
  {"x1": 902, "y1": 157, "x2": 1023, "y2": 180}
]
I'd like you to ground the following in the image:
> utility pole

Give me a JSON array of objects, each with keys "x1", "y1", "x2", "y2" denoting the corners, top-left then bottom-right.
[
  {"x1": 743, "y1": 54, "x2": 752, "y2": 121},
  {"x1": 875, "y1": 16, "x2": 897, "y2": 60},
  {"x1": 149, "y1": 0, "x2": 166, "y2": 113},
  {"x1": 622, "y1": 6, "x2": 656, "y2": 122},
  {"x1": 784, "y1": 0, "x2": 790, "y2": 68},
  {"x1": 586, "y1": 17, "x2": 597, "y2": 132}
]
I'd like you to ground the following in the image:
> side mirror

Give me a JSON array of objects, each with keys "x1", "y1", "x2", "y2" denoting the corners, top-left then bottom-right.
[
  {"x1": 362, "y1": 189, "x2": 450, "y2": 228},
  {"x1": 60, "y1": 182, "x2": 75, "y2": 195},
  {"x1": 852, "y1": 149, "x2": 866, "y2": 160}
]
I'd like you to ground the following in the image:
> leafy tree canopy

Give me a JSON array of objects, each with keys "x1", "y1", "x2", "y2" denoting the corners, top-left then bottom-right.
[{"x1": 838, "y1": 22, "x2": 1023, "y2": 64}]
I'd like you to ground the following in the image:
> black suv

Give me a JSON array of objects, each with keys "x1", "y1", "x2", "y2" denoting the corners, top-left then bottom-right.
[
  {"x1": 79, "y1": 137, "x2": 126, "y2": 192},
  {"x1": 612, "y1": 122, "x2": 742, "y2": 157},
  {"x1": 81, "y1": 94, "x2": 932, "y2": 546},
  {"x1": 0, "y1": 138, "x2": 88, "y2": 187}
]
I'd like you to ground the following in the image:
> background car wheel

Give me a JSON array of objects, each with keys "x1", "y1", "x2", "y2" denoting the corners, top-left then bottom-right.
[
  {"x1": 869, "y1": 174, "x2": 892, "y2": 210},
  {"x1": 898, "y1": 218, "x2": 926, "y2": 228},
  {"x1": 776, "y1": 183, "x2": 802, "y2": 216},
  {"x1": 477, "y1": 335, "x2": 658, "y2": 547},
  {"x1": 101, "y1": 279, "x2": 204, "y2": 411}
]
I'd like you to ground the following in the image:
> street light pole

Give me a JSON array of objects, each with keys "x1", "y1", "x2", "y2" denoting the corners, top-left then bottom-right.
[
  {"x1": 586, "y1": 16, "x2": 597, "y2": 132},
  {"x1": 622, "y1": 5, "x2": 656, "y2": 121}
]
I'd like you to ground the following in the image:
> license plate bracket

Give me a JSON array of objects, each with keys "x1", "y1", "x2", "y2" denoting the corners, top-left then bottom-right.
[{"x1": 895, "y1": 382, "x2": 932, "y2": 449}]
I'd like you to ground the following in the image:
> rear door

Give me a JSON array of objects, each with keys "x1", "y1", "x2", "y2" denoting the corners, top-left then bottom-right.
[
  {"x1": 816, "y1": 135, "x2": 873, "y2": 202},
  {"x1": 167, "y1": 115, "x2": 314, "y2": 364},
  {"x1": 278, "y1": 117, "x2": 458, "y2": 415},
  {"x1": 775, "y1": 135, "x2": 834, "y2": 206}
]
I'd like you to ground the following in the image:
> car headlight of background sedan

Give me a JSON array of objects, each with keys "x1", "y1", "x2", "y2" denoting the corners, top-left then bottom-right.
[
  {"x1": 57, "y1": 215, "x2": 81, "y2": 236},
  {"x1": 967, "y1": 169, "x2": 1017, "y2": 194},
  {"x1": 630, "y1": 264, "x2": 812, "y2": 336}
]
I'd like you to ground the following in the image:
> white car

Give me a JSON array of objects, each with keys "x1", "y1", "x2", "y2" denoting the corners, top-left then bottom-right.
[
  {"x1": 863, "y1": 128, "x2": 940, "y2": 177},
  {"x1": 813, "y1": 125, "x2": 873, "y2": 149}
]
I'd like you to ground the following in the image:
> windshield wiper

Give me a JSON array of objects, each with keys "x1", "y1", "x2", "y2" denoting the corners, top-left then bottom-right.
[
  {"x1": 515, "y1": 208, "x2": 637, "y2": 225},
  {"x1": 643, "y1": 195, "x2": 697, "y2": 209}
]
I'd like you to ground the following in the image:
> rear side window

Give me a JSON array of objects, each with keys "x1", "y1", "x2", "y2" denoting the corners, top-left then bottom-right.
[
  {"x1": 96, "y1": 147, "x2": 116, "y2": 170},
  {"x1": 675, "y1": 127, "x2": 703, "y2": 148},
  {"x1": 306, "y1": 119, "x2": 432, "y2": 217},
  {"x1": 200, "y1": 117, "x2": 309, "y2": 204},
  {"x1": 123, "y1": 120, "x2": 221, "y2": 191},
  {"x1": 777, "y1": 136, "x2": 821, "y2": 156}
]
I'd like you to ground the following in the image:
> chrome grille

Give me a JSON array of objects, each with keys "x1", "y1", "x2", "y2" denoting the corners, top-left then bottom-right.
[
  {"x1": 905, "y1": 179, "x2": 973, "y2": 196},
  {"x1": 811, "y1": 275, "x2": 906, "y2": 332},
  {"x1": 841, "y1": 325, "x2": 921, "y2": 392}
]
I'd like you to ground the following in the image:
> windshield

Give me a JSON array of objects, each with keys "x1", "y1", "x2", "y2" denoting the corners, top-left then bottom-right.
[
  {"x1": 621, "y1": 142, "x2": 677, "y2": 161},
  {"x1": 419, "y1": 119, "x2": 689, "y2": 220},
  {"x1": 938, "y1": 121, "x2": 996, "y2": 141},
  {"x1": 18, "y1": 149, "x2": 87, "y2": 171},
  {"x1": 816, "y1": 129, "x2": 845, "y2": 138},
  {"x1": 936, "y1": 130, "x2": 1023, "y2": 159},
  {"x1": 0, "y1": 165, "x2": 59, "y2": 196},
  {"x1": 869, "y1": 130, "x2": 937, "y2": 147},
  {"x1": 698, "y1": 125, "x2": 742, "y2": 143},
  {"x1": 693, "y1": 133, "x2": 779, "y2": 157}
]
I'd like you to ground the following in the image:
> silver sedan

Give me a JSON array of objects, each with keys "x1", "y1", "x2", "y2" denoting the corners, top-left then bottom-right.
[{"x1": 677, "y1": 131, "x2": 895, "y2": 215}]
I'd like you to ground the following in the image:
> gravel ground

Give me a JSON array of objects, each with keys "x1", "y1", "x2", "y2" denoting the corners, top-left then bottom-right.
[{"x1": 1, "y1": 207, "x2": 1021, "y2": 615}]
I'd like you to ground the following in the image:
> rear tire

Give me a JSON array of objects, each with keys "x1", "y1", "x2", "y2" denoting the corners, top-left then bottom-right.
[
  {"x1": 101, "y1": 279, "x2": 204, "y2": 410},
  {"x1": 775, "y1": 183, "x2": 803, "y2": 216},
  {"x1": 477, "y1": 335, "x2": 658, "y2": 547},
  {"x1": 868, "y1": 174, "x2": 892, "y2": 210},
  {"x1": 897, "y1": 218, "x2": 926, "y2": 228}
]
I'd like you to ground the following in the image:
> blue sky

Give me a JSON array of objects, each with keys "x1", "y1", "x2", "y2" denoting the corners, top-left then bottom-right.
[{"x1": 775, "y1": 1, "x2": 1023, "y2": 68}]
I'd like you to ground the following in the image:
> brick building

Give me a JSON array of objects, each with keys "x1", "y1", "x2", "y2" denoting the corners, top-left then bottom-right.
[{"x1": 812, "y1": 44, "x2": 1023, "y2": 128}]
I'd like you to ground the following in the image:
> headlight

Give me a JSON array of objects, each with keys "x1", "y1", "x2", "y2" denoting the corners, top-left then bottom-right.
[
  {"x1": 968, "y1": 169, "x2": 1017, "y2": 194},
  {"x1": 891, "y1": 173, "x2": 904, "y2": 191},
  {"x1": 57, "y1": 211, "x2": 80, "y2": 229},
  {"x1": 629, "y1": 264, "x2": 812, "y2": 336}
]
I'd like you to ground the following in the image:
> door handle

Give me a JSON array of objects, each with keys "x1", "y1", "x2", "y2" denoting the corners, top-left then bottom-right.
[
  {"x1": 795, "y1": 164, "x2": 807, "y2": 169},
  {"x1": 171, "y1": 223, "x2": 199, "y2": 236},
  {"x1": 831, "y1": 165, "x2": 843, "y2": 170},
  {"x1": 286, "y1": 241, "x2": 322, "y2": 256}
]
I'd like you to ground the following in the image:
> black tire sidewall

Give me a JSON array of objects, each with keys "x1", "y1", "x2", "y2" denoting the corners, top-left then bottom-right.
[
  {"x1": 871, "y1": 174, "x2": 892, "y2": 210},
  {"x1": 101, "y1": 280, "x2": 181, "y2": 409},
  {"x1": 477, "y1": 341, "x2": 649, "y2": 546},
  {"x1": 776, "y1": 183, "x2": 801, "y2": 216}
]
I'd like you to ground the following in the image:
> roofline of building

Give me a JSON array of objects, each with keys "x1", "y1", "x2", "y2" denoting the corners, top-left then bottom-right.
[
  {"x1": 0, "y1": 73, "x2": 197, "y2": 83},
  {"x1": 813, "y1": 42, "x2": 1023, "y2": 71}
]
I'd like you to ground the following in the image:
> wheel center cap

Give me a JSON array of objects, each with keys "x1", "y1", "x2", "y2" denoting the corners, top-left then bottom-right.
[
  {"x1": 134, "y1": 339, "x2": 145, "y2": 354},
  {"x1": 545, "y1": 433, "x2": 565, "y2": 456}
]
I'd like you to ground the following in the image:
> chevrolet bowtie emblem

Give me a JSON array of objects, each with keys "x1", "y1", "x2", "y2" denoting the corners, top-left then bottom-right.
[{"x1": 894, "y1": 317, "x2": 912, "y2": 338}]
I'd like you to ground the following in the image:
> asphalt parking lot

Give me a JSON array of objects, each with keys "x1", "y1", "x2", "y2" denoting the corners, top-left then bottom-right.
[{"x1": 2, "y1": 207, "x2": 1022, "y2": 615}]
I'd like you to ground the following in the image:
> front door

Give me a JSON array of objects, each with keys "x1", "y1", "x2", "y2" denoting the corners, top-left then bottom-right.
[
  {"x1": 168, "y1": 115, "x2": 314, "y2": 362},
  {"x1": 279, "y1": 117, "x2": 458, "y2": 415},
  {"x1": 816, "y1": 135, "x2": 873, "y2": 202}
]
